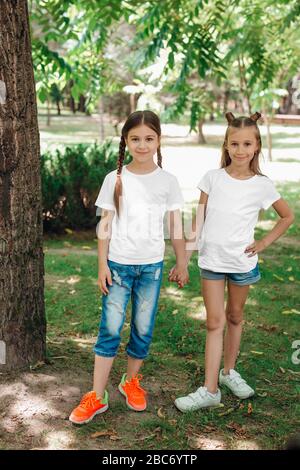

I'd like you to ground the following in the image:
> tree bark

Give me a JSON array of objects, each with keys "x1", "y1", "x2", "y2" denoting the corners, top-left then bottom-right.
[{"x1": 0, "y1": 1, "x2": 46, "y2": 370}]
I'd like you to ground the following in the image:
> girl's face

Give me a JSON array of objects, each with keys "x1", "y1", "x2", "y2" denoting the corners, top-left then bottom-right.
[
  {"x1": 226, "y1": 127, "x2": 259, "y2": 168},
  {"x1": 125, "y1": 124, "x2": 160, "y2": 165}
]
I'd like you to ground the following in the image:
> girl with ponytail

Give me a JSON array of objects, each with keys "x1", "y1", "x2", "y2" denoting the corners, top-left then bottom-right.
[
  {"x1": 173, "y1": 112, "x2": 294, "y2": 413},
  {"x1": 69, "y1": 110, "x2": 188, "y2": 424}
]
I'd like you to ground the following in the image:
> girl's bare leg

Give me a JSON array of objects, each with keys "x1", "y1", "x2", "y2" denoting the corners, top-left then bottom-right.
[
  {"x1": 202, "y1": 278, "x2": 226, "y2": 394},
  {"x1": 223, "y1": 282, "x2": 249, "y2": 374},
  {"x1": 93, "y1": 355, "x2": 114, "y2": 398}
]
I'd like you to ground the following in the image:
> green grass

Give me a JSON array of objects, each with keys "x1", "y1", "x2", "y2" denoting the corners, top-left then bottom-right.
[{"x1": 43, "y1": 181, "x2": 300, "y2": 450}]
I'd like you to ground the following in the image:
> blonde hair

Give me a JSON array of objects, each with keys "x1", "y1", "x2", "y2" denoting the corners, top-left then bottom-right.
[{"x1": 221, "y1": 112, "x2": 264, "y2": 175}]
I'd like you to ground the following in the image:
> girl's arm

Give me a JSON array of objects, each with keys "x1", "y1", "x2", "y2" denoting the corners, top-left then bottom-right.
[
  {"x1": 168, "y1": 209, "x2": 189, "y2": 286},
  {"x1": 245, "y1": 198, "x2": 294, "y2": 257},
  {"x1": 185, "y1": 191, "x2": 208, "y2": 264},
  {"x1": 96, "y1": 209, "x2": 115, "y2": 294}
]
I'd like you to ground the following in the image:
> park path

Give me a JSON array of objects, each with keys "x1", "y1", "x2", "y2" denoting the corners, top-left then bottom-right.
[{"x1": 160, "y1": 122, "x2": 300, "y2": 202}]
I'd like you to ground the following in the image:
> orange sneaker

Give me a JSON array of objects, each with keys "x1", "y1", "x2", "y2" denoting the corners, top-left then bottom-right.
[
  {"x1": 69, "y1": 390, "x2": 108, "y2": 424},
  {"x1": 118, "y1": 373, "x2": 147, "y2": 411}
]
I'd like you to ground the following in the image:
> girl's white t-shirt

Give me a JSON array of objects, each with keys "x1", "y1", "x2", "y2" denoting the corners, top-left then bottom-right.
[
  {"x1": 95, "y1": 166, "x2": 184, "y2": 264},
  {"x1": 197, "y1": 168, "x2": 281, "y2": 273}
]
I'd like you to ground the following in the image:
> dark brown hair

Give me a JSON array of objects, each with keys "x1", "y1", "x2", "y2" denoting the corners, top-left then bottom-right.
[
  {"x1": 114, "y1": 110, "x2": 162, "y2": 215},
  {"x1": 221, "y1": 112, "x2": 264, "y2": 175}
]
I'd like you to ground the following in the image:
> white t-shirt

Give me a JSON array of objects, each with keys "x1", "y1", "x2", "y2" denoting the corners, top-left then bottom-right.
[
  {"x1": 197, "y1": 168, "x2": 281, "y2": 273},
  {"x1": 95, "y1": 166, "x2": 184, "y2": 264}
]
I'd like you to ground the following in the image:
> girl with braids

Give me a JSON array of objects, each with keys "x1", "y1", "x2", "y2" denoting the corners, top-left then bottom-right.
[
  {"x1": 70, "y1": 110, "x2": 188, "y2": 424},
  {"x1": 172, "y1": 112, "x2": 294, "y2": 412}
]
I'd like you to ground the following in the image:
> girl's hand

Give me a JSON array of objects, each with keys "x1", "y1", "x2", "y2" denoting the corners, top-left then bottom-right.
[
  {"x1": 97, "y1": 264, "x2": 113, "y2": 295},
  {"x1": 168, "y1": 265, "x2": 189, "y2": 288},
  {"x1": 244, "y1": 239, "x2": 267, "y2": 257}
]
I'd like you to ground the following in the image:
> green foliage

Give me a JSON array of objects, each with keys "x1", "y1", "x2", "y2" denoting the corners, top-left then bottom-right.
[{"x1": 41, "y1": 142, "x2": 126, "y2": 232}]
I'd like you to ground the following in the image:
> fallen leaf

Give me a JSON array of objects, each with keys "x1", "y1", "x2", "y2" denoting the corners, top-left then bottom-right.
[
  {"x1": 287, "y1": 369, "x2": 300, "y2": 376},
  {"x1": 91, "y1": 430, "x2": 117, "y2": 439},
  {"x1": 30, "y1": 361, "x2": 45, "y2": 370},
  {"x1": 226, "y1": 422, "x2": 246, "y2": 437},
  {"x1": 273, "y1": 274, "x2": 284, "y2": 281},
  {"x1": 172, "y1": 309, "x2": 178, "y2": 315},
  {"x1": 65, "y1": 228, "x2": 73, "y2": 235},
  {"x1": 262, "y1": 378, "x2": 273, "y2": 385},
  {"x1": 282, "y1": 309, "x2": 300, "y2": 315},
  {"x1": 251, "y1": 351, "x2": 264, "y2": 355},
  {"x1": 257, "y1": 392, "x2": 268, "y2": 397},
  {"x1": 203, "y1": 425, "x2": 218, "y2": 433},
  {"x1": 247, "y1": 403, "x2": 253, "y2": 415},
  {"x1": 168, "y1": 419, "x2": 177, "y2": 426},
  {"x1": 279, "y1": 367, "x2": 285, "y2": 373},
  {"x1": 82, "y1": 246, "x2": 92, "y2": 250},
  {"x1": 289, "y1": 276, "x2": 295, "y2": 282},
  {"x1": 218, "y1": 407, "x2": 235, "y2": 417},
  {"x1": 286, "y1": 267, "x2": 293, "y2": 272},
  {"x1": 157, "y1": 407, "x2": 165, "y2": 419}
]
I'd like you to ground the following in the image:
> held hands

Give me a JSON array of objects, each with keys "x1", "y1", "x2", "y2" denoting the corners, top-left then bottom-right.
[
  {"x1": 168, "y1": 264, "x2": 189, "y2": 288},
  {"x1": 97, "y1": 264, "x2": 113, "y2": 295},
  {"x1": 244, "y1": 239, "x2": 267, "y2": 257}
]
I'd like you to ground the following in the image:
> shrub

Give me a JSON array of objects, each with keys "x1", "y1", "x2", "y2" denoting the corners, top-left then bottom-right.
[{"x1": 41, "y1": 141, "x2": 124, "y2": 233}]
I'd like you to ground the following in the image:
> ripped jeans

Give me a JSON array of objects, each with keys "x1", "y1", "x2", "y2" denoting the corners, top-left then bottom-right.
[{"x1": 94, "y1": 259, "x2": 163, "y2": 360}]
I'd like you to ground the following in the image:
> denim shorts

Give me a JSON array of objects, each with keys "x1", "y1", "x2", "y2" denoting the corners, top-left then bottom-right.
[
  {"x1": 94, "y1": 259, "x2": 163, "y2": 360},
  {"x1": 200, "y1": 263, "x2": 261, "y2": 286}
]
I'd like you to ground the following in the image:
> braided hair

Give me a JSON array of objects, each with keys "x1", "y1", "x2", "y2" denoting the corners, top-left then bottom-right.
[{"x1": 114, "y1": 110, "x2": 163, "y2": 215}]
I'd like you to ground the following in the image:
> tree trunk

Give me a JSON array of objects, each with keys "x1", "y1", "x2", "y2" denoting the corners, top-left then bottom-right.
[
  {"x1": 78, "y1": 94, "x2": 86, "y2": 113},
  {"x1": 56, "y1": 99, "x2": 61, "y2": 116},
  {"x1": 198, "y1": 119, "x2": 206, "y2": 144},
  {"x1": 263, "y1": 110, "x2": 272, "y2": 161},
  {"x1": 0, "y1": 1, "x2": 46, "y2": 371},
  {"x1": 99, "y1": 96, "x2": 105, "y2": 142},
  {"x1": 47, "y1": 98, "x2": 51, "y2": 126}
]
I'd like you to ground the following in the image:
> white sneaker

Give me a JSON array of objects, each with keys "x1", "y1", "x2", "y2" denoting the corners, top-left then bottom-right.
[
  {"x1": 174, "y1": 386, "x2": 221, "y2": 412},
  {"x1": 219, "y1": 369, "x2": 254, "y2": 399}
]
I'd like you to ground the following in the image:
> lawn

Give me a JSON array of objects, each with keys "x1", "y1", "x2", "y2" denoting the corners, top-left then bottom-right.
[
  {"x1": 38, "y1": 181, "x2": 300, "y2": 450},
  {"x1": 1, "y1": 182, "x2": 299, "y2": 450}
]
